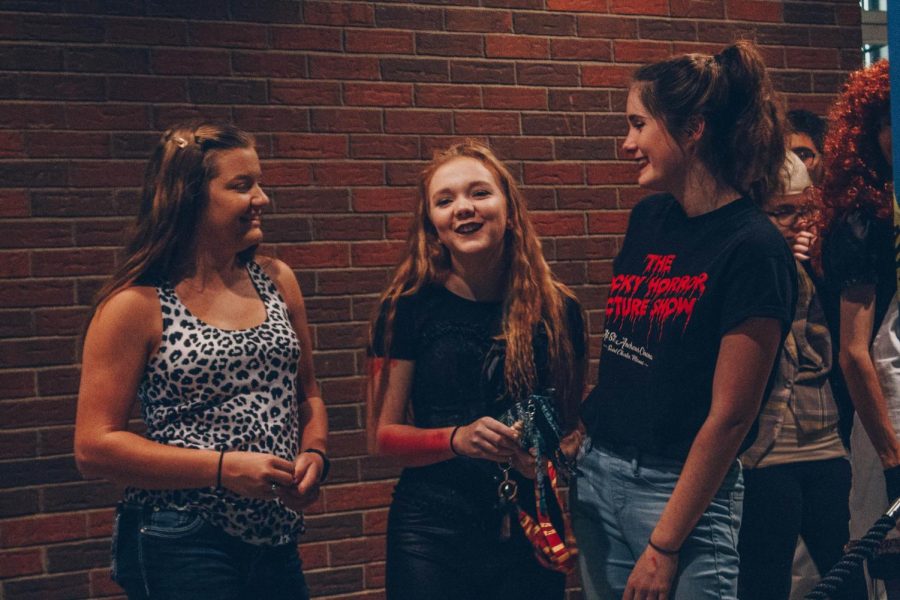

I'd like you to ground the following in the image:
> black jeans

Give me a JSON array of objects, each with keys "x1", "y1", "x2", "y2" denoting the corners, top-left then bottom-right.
[
  {"x1": 737, "y1": 457, "x2": 865, "y2": 600},
  {"x1": 112, "y1": 503, "x2": 309, "y2": 600},
  {"x1": 385, "y1": 493, "x2": 565, "y2": 600}
]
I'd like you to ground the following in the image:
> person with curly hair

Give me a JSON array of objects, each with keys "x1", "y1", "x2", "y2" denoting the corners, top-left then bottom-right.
[{"x1": 820, "y1": 59, "x2": 899, "y2": 598}]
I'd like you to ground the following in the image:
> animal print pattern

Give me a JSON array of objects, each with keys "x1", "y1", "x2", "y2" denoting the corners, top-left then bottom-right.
[{"x1": 123, "y1": 261, "x2": 304, "y2": 545}]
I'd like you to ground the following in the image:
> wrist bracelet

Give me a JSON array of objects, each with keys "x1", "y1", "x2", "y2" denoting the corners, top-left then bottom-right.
[
  {"x1": 647, "y1": 538, "x2": 680, "y2": 556},
  {"x1": 216, "y1": 449, "x2": 226, "y2": 490},
  {"x1": 449, "y1": 425, "x2": 463, "y2": 456},
  {"x1": 303, "y1": 448, "x2": 330, "y2": 482}
]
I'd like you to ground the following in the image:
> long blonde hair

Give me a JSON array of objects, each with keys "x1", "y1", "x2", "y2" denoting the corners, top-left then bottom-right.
[
  {"x1": 370, "y1": 140, "x2": 585, "y2": 431},
  {"x1": 89, "y1": 122, "x2": 255, "y2": 316}
]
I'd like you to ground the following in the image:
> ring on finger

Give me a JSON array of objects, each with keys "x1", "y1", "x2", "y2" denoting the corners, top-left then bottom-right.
[{"x1": 270, "y1": 482, "x2": 279, "y2": 494}]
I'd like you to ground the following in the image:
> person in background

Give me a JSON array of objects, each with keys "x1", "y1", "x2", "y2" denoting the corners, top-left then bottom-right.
[
  {"x1": 738, "y1": 151, "x2": 864, "y2": 600},
  {"x1": 788, "y1": 109, "x2": 828, "y2": 186},
  {"x1": 820, "y1": 60, "x2": 899, "y2": 599},
  {"x1": 573, "y1": 41, "x2": 796, "y2": 599},
  {"x1": 368, "y1": 140, "x2": 586, "y2": 600},
  {"x1": 75, "y1": 122, "x2": 328, "y2": 600}
]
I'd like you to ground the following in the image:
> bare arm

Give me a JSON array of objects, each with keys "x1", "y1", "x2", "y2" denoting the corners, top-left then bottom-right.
[
  {"x1": 839, "y1": 285, "x2": 900, "y2": 467},
  {"x1": 265, "y1": 259, "x2": 329, "y2": 506},
  {"x1": 74, "y1": 288, "x2": 294, "y2": 498},
  {"x1": 368, "y1": 357, "x2": 522, "y2": 467},
  {"x1": 624, "y1": 317, "x2": 782, "y2": 599}
]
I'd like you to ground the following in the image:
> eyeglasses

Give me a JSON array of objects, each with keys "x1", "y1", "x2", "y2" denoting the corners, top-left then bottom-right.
[
  {"x1": 791, "y1": 147, "x2": 817, "y2": 165},
  {"x1": 765, "y1": 204, "x2": 820, "y2": 226}
]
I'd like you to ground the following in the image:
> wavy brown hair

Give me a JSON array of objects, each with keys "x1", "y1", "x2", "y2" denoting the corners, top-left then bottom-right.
[
  {"x1": 89, "y1": 122, "x2": 256, "y2": 317},
  {"x1": 820, "y1": 60, "x2": 892, "y2": 226},
  {"x1": 633, "y1": 40, "x2": 786, "y2": 205},
  {"x1": 369, "y1": 140, "x2": 585, "y2": 433}
]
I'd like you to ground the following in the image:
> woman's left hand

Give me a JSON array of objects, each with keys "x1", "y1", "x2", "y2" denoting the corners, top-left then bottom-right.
[
  {"x1": 792, "y1": 229, "x2": 816, "y2": 261},
  {"x1": 510, "y1": 447, "x2": 537, "y2": 479},
  {"x1": 624, "y1": 546, "x2": 679, "y2": 600},
  {"x1": 276, "y1": 451, "x2": 323, "y2": 511}
]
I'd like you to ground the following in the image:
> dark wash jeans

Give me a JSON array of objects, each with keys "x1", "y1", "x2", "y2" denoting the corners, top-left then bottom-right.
[{"x1": 112, "y1": 503, "x2": 309, "y2": 600}]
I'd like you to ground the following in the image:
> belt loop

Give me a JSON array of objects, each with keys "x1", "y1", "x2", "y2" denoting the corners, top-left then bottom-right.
[{"x1": 631, "y1": 453, "x2": 639, "y2": 475}]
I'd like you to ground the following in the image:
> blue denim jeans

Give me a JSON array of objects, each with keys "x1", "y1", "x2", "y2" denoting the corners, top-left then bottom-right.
[
  {"x1": 571, "y1": 443, "x2": 743, "y2": 600},
  {"x1": 111, "y1": 503, "x2": 309, "y2": 600}
]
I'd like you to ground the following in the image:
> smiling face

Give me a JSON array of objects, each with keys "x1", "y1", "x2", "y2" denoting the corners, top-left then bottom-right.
[
  {"x1": 198, "y1": 146, "x2": 269, "y2": 254},
  {"x1": 623, "y1": 86, "x2": 687, "y2": 193},
  {"x1": 426, "y1": 156, "x2": 509, "y2": 268}
]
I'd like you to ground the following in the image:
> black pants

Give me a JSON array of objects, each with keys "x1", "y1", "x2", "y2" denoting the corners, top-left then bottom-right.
[
  {"x1": 385, "y1": 494, "x2": 565, "y2": 600},
  {"x1": 737, "y1": 457, "x2": 865, "y2": 600}
]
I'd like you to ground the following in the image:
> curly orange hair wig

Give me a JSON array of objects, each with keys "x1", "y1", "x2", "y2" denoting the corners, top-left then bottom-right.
[{"x1": 820, "y1": 60, "x2": 892, "y2": 224}]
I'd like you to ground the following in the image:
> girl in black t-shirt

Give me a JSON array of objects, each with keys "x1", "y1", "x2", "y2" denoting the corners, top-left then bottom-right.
[
  {"x1": 367, "y1": 140, "x2": 586, "y2": 600},
  {"x1": 574, "y1": 42, "x2": 796, "y2": 599}
]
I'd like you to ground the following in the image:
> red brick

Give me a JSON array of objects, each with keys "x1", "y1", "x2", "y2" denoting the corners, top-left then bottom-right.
[
  {"x1": 0, "y1": 371, "x2": 35, "y2": 400},
  {"x1": 18, "y1": 73, "x2": 106, "y2": 101},
  {"x1": 303, "y1": 1, "x2": 375, "y2": 26},
  {"x1": 279, "y1": 243, "x2": 350, "y2": 268},
  {"x1": 0, "y1": 104, "x2": 67, "y2": 129},
  {"x1": 482, "y1": 86, "x2": 547, "y2": 110},
  {"x1": 346, "y1": 29, "x2": 415, "y2": 54},
  {"x1": 517, "y1": 62, "x2": 579, "y2": 87},
  {"x1": 382, "y1": 58, "x2": 449, "y2": 83},
  {"x1": 363, "y1": 509, "x2": 389, "y2": 535},
  {"x1": 524, "y1": 163, "x2": 584, "y2": 185},
  {"x1": 313, "y1": 162, "x2": 384, "y2": 186},
  {"x1": 489, "y1": 136, "x2": 553, "y2": 160},
  {"x1": 311, "y1": 109, "x2": 382, "y2": 134},
  {"x1": 274, "y1": 134, "x2": 347, "y2": 159},
  {"x1": 68, "y1": 160, "x2": 145, "y2": 188},
  {"x1": 588, "y1": 210, "x2": 630, "y2": 234},
  {"x1": 785, "y1": 47, "x2": 840, "y2": 70},
  {"x1": 578, "y1": 14, "x2": 639, "y2": 38},
  {"x1": 20, "y1": 15, "x2": 104, "y2": 42},
  {"x1": 350, "y1": 136, "x2": 419, "y2": 160},
  {"x1": 344, "y1": 83, "x2": 414, "y2": 108},
  {"x1": 309, "y1": 56, "x2": 379, "y2": 80},
  {"x1": 385, "y1": 111, "x2": 452, "y2": 135},
  {"x1": 0, "y1": 338, "x2": 76, "y2": 368},
  {"x1": 0, "y1": 549, "x2": 43, "y2": 577},
  {"x1": 89, "y1": 567, "x2": 123, "y2": 597},
  {"x1": 2, "y1": 279, "x2": 75, "y2": 307},
  {"x1": 351, "y1": 241, "x2": 406, "y2": 267},
  {"x1": 0, "y1": 251, "x2": 29, "y2": 277},
  {"x1": 454, "y1": 111, "x2": 519, "y2": 135},
  {"x1": 259, "y1": 161, "x2": 312, "y2": 186},
  {"x1": 615, "y1": 40, "x2": 674, "y2": 63},
  {"x1": 0, "y1": 131, "x2": 23, "y2": 158},
  {"x1": 386, "y1": 162, "x2": 427, "y2": 186},
  {"x1": 233, "y1": 52, "x2": 308, "y2": 78},
  {"x1": 365, "y1": 562, "x2": 386, "y2": 590},
  {"x1": 485, "y1": 35, "x2": 548, "y2": 59},
  {"x1": 299, "y1": 542, "x2": 329, "y2": 569},
  {"x1": 66, "y1": 47, "x2": 149, "y2": 73},
  {"x1": 234, "y1": 107, "x2": 311, "y2": 132},
  {"x1": 329, "y1": 536, "x2": 386, "y2": 566},
  {"x1": 323, "y1": 481, "x2": 395, "y2": 512},
  {"x1": 37, "y1": 366, "x2": 81, "y2": 396},
  {"x1": 446, "y1": 8, "x2": 512, "y2": 33},
  {"x1": 550, "y1": 38, "x2": 613, "y2": 61},
  {"x1": 415, "y1": 84, "x2": 481, "y2": 109},
  {"x1": 316, "y1": 268, "x2": 391, "y2": 295},
  {"x1": 726, "y1": 0, "x2": 783, "y2": 22},
  {"x1": 189, "y1": 21, "x2": 268, "y2": 48},
  {"x1": 313, "y1": 215, "x2": 384, "y2": 240},
  {"x1": 670, "y1": 0, "x2": 726, "y2": 18},
  {"x1": 547, "y1": 0, "x2": 607, "y2": 10},
  {"x1": 531, "y1": 212, "x2": 586, "y2": 236},
  {"x1": 609, "y1": 0, "x2": 669, "y2": 15},
  {"x1": 352, "y1": 189, "x2": 417, "y2": 213},
  {"x1": 66, "y1": 104, "x2": 151, "y2": 130},
  {"x1": 106, "y1": 17, "x2": 188, "y2": 45},
  {"x1": 416, "y1": 32, "x2": 484, "y2": 58},
  {"x1": 586, "y1": 162, "x2": 638, "y2": 184},
  {"x1": 375, "y1": 4, "x2": 444, "y2": 30},
  {"x1": 273, "y1": 189, "x2": 349, "y2": 213},
  {"x1": 271, "y1": 81, "x2": 340, "y2": 106},
  {"x1": 0, "y1": 431, "x2": 36, "y2": 459},
  {"x1": 582, "y1": 65, "x2": 634, "y2": 88},
  {"x1": 0, "y1": 512, "x2": 86, "y2": 547},
  {"x1": 550, "y1": 89, "x2": 610, "y2": 112},
  {"x1": 0, "y1": 190, "x2": 29, "y2": 217},
  {"x1": 513, "y1": 12, "x2": 576, "y2": 35},
  {"x1": 271, "y1": 25, "x2": 342, "y2": 51},
  {"x1": 151, "y1": 48, "x2": 230, "y2": 75}
]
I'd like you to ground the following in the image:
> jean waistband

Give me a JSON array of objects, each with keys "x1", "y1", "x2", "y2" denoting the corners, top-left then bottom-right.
[{"x1": 590, "y1": 440, "x2": 686, "y2": 473}]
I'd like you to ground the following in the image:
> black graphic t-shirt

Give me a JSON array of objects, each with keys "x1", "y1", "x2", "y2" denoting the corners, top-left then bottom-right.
[
  {"x1": 370, "y1": 284, "x2": 585, "y2": 519},
  {"x1": 582, "y1": 194, "x2": 796, "y2": 462}
]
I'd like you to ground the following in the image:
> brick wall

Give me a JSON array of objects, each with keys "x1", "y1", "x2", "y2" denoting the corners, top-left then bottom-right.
[{"x1": 0, "y1": 2, "x2": 861, "y2": 599}]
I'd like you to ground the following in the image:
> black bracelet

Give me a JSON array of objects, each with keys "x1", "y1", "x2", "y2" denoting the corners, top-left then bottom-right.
[
  {"x1": 647, "y1": 538, "x2": 680, "y2": 556},
  {"x1": 216, "y1": 449, "x2": 226, "y2": 490},
  {"x1": 303, "y1": 448, "x2": 330, "y2": 483},
  {"x1": 449, "y1": 425, "x2": 462, "y2": 456}
]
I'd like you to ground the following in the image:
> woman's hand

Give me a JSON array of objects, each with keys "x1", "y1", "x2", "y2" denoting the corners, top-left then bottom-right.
[
  {"x1": 792, "y1": 229, "x2": 816, "y2": 261},
  {"x1": 511, "y1": 447, "x2": 537, "y2": 479},
  {"x1": 276, "y1": 451, "x2": 323, "y2": 511},
  {"x1": 624, "y1": 546, "x2": 679, "y2": 600},
  {"x1": 220, "y1": 451, "x2": 295, "y2": 500},
  {"x1": 453, "y1": 417, "x2": 521, "y2": 462}
]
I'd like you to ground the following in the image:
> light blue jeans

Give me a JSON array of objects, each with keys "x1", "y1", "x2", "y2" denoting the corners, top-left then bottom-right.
[{"x1": 571, "y1": 442, "x2": 744, "y2": 600}]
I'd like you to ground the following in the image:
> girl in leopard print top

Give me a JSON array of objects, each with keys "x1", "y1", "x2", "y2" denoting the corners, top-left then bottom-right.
[{"x1": 75, "y1": 122, "x2": 328, "y2": 600}]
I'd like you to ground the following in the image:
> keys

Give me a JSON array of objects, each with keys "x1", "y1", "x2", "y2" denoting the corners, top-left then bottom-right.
[{"x1": 498, "y1": 462, "x2": 518, "y2": 540}]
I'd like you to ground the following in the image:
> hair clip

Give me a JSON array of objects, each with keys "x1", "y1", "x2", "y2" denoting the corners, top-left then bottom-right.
[{"x1": 172, "y1": 136, "x2": 189, "y2": 148}]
